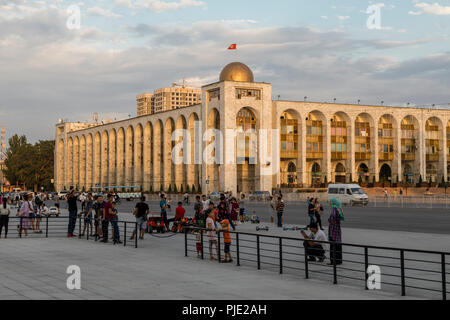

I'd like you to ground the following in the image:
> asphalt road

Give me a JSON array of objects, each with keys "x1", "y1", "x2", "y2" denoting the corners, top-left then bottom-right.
[{"x1": 49, "y1": 199, "x2": 450, "y2": 235}]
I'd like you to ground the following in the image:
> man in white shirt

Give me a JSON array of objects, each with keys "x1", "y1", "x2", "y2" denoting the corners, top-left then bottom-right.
[
  {"x1": 201, "y1": 194, "x2": 210, "y2": 212},
  {"x1": 301, "y1": 223, "x2": 327, "y2": 262}
]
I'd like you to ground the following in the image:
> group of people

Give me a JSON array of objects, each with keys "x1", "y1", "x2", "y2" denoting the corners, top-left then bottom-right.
[
  {"x1": 67, "y1": 190, "x2": 122, "y2": 244},
  {"x1": 0, "y1": 191, "x2": 58, "y2": 238},
  {"x1": 302, "y1": 197, "x2": 344, "y2": 265}
]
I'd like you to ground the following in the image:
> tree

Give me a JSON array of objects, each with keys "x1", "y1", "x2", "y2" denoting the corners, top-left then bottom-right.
[
  {"x1": 2, "y1": 135, "x2": 55, "y2": 191},
  {"x1": 192, "y1": 184, "x2": 196, "y2": 193}
]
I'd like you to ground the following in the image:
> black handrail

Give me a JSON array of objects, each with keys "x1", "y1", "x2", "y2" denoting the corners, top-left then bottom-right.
[{"x1": 184, "y1": 226, "x2": 449, "y2": 300}]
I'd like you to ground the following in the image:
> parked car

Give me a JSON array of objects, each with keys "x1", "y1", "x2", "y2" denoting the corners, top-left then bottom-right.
[
  {"x1": 209, "y1": 192, "x2": 221, "y2": 200},
  {"x1": 47, "y1": 207, "x2": 59, "y2": 217},
  {"x1": 58, "y1": 190, "x2": 69, "y2": 200},
  {"x1": 249, "y1": 191, "x2": 272, "y2": 201}
]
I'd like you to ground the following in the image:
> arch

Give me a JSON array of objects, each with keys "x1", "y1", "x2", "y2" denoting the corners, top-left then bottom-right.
[
  {"x1": 58, "y1": 139, "x2": 65, "y2": 190},
  {"x1": 86, "y1": 134, "x2": 93, "y2": 190},
  {"x1": 311, "y1": 162, "x2": 322, "y2": 187},
  {"x1": 153, "y1": 120, "x2": 163, "y2": 191},
  {"x1": 187, "y1": 112, "x2": 200, "y2": 190},
  {"x1": 426, "y1": 163, "x2": 437, "y2": 183},
  {"x1": 175, "y1": 115, "x2": 188, "y2": 191},
  {"x1": 79, "y1": 135, "x2": 86, "y2": 190},
  {"x1": 236, "y1": 107, "x2": 258, "y2": 193},
  {"x1": 403, "y1": 163, "x2": 414, "y2": 184},
  {"x1": 101, "y1": 130, "x2": 109, "y2": 189},
  {"x1": 355, "y1": 113, "x2": 374, "y2": 163},
  {"x1": 206, "y1": 108, "x2": 221, "y2": 193},
  {"x1": 67, "y1": 138, "x2": 74, "y2": 189},
  {"x1": 125, "y1": 125, "x2": 134, "y2": 189},
  {"x1": 357, "y1": 163, "x2": 369, "y2": 183},
  {"x1": 134, "y1": 124, "x2": 143, "y2": 190},
  {"x1": 143, "y1": 122, "x2": 153, "y2": 191},
  {"x1": 280, "y1": 109, "x2": 300, "y2": 186},
  {"x1": 425, "y1": 116, "x2": 443, "y2": 164},
  {"x1": 108, "y1": 129, "x2": 116, "y2": 190},
  {"x1": 306, "y1": 111, "x2": 326, "y2": 185},
  {"x1": 164, "y1": 117, "x2": 176, "y2": 190},
  {"x1": 73, "y1": 137, "x2": 80, "y2": 190},
  {"x1": 334, "y1": 162, "x2": 346, "y2": 183},
  {"x1": 93, "y1": 132, "x2": 101, "y2": 190},
  {"x1": 379, "y1": 163, "x2": 392, "y2": 182},
  {"x1": 116, "y1": 128, "x2": 125, "y2": 187},
  {"x1": 331, "y1": 112, "x2": 351, "y2": 172},
  {"x1": 378, "y1": 114, "x2": 397, "y2": 163}
]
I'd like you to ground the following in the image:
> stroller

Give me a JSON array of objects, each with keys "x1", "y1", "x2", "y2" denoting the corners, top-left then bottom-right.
[{"x1": 146, "y1": 214, "x2": 166, "y2": 233}]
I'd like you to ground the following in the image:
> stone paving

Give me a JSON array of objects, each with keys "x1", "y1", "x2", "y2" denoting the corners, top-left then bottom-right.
[{"x1": 3, "y1": 222, "x2": 448, "y2": 300}]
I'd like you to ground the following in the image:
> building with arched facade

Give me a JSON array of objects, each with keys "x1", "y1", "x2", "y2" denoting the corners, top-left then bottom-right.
[{"x1": 55, "y1": 62, "x2": 450, "y2": 194}]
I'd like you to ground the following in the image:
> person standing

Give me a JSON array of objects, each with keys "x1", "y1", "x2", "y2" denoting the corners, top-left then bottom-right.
[
  {"x1": 93, "y1": 195, "x2": 105, "y2": 239},
  {"x1": 110, "y1": 202, "x2": 122, "y2": 244},
  {"x1": 17, "y1": 194, "x2": 30, "y2": 237},
  {"x1": 131, "y1": 196, "x2": 149, "y2": 240},
  {"x1": 307, "y1": 198, "x2": 316, "y2": 226},
  {"x1": 160, "y1": 194, "x2": 170, "y2": 232},
  {"x1": 328, "y1": 198, "x2": 343, "y2": 265},
  {"x1": 194, "y1": 195, "x2": 205, "y2": 228},
  {"x1": 218, "y1": 194, "x2": 235, "y2": 231},
  {"x1": 238, "y1": 194, "x2": 246, "y2": 223},
  {"x1": 81, "y1": 193, "x2": 94, "y2": 237},
  {"x1": 66, "y1": 189, "x2": 78, "y2": 237},
  {"x1": 201, "y1": 194, "x2": 210, "y2": 213},
  {"x1": 314, "y1": 198, "x2": 324, "y2": 230},
  {"x1": 0, "y1": 197, "x2": 11, "y2": 238},
  {"x1": 101, "y1": 194, "x2": 114, "y2": 243},
  {"x1": 206, "y1": 210, "x2": 218, "y2": 261},
  {"x1": 276, "y1": 196, "x2": 285, "y2": 228},
  {"x1": 269, "y1": 196, "x2": 276, "y2": 224}
]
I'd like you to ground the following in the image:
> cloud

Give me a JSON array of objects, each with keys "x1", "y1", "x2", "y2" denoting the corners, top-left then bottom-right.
[
  {"x1": 414, "y1": 2, "x2": 450, "y2": 15},
  {"x1": 87, "y1": 6, "x2": 122, "y2": 19},
  {"x1": 0, "y1": 9, "x2": 448, "y2": 142},
  {"x1": 337, "y1": 16, "x2": 350, "y2": 20},
  {"x1": 135, "y1": 0, "x2": 206, "y2": 13}
]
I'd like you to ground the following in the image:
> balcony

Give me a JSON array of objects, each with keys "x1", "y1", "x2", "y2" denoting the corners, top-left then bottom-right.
[
  {"x1": 355, "y1": 152, "x2": 371, "y2": 160},
  {"x1": 379, "y1": 152, "x2": 394, "y2": 161},
  {"x1": 281, "y1": 150, "x2": 299, "y2": 159},
  {"x1": 426, "y1": 154, "x2": 439, "y2": 161},
  {"x1": 306, "y1": 152, "x2": 323, "y2": 160},
  {"x1": 331, "y1": 152, "x2": 348, "y2": 160},
  {"x1": 402, "y1": 153, "x2": 415, "y2": 161}
]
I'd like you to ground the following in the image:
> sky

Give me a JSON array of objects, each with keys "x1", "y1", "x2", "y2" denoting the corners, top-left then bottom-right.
[{"x1": 0, "y1": 0, "x2": 449, "y2": 143}]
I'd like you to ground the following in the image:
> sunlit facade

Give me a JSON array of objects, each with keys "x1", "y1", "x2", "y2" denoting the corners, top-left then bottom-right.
[{"x1": 55, "y1": 62, "x2": 450, "y2": 193}]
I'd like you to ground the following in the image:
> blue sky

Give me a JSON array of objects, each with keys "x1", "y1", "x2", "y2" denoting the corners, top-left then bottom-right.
[{"x1": 0, "y1": 0, "x2": 449, "y2": 141}]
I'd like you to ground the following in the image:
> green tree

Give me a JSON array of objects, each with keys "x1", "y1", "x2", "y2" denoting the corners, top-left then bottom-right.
[{"x1": 2, "y1": 135, "x2": 55, "y2": 191}]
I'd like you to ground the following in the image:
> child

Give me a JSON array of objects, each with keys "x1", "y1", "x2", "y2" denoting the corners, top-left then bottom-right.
[
  {"x1": 218, "y1": 219, "x2": 233, "y2": 263},
  {"x1": 250, "y1": 210, "x2": 260, "y2": 224},
  {"x1": 206, "y1": 210, "x2": 218, "y2": 261},
  {"x1": 230, "y1": 198, "x2": 239, "y2": 226},
  {"x1": 195, "y1": 230, "x2": 203, "y2": 258}
]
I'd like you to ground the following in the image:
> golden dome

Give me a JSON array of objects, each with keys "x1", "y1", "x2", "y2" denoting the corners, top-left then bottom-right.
[{"x1": 219, "y1": 62, "x2": 254, "y2": 82}]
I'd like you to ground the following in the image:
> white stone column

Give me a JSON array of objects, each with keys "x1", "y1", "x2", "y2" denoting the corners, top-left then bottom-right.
[
  {"x1": 324, "y1": 120, "x2": 332, "y2": 183},
  {"x1": 394, "y1": 124, "x2": 402, "y2": 182},
  {"x1": 348, "y1": 119, "x2": 355, "y2": 183},
  {"x1": 299, "y1": 118, "x2": 307, "y2": 186},
  {"x1": 371, "y1": 123, "x2": 379, "y2": 182}
]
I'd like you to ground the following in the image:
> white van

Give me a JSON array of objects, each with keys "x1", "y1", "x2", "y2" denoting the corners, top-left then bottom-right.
[{"x1": 328, "y1": 184, "x2": 369, "y2": 206}]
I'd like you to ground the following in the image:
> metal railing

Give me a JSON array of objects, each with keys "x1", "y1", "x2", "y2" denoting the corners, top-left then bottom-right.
[
  {"x1": 367, "y1": 195, "x2": 450, "y2": 209},
  {"x1": 184, "y1": 227, "x2": 449, "y2": 300},
  {"x1": 2, "y1": 216, "x2": 139, "y2": 248}
]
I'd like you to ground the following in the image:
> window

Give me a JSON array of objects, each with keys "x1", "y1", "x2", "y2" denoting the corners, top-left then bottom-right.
[
  {"x1": 329, "y1": 188, "x2": 338, "y2": 194},
  {"x1": 236, "y1": 88, "x2": 261, "y2": 100}
]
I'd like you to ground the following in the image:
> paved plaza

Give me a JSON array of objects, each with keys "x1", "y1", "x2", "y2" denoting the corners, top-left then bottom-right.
[{"x1": 1, "y1": 205, "x2": 449, "y2": 300}]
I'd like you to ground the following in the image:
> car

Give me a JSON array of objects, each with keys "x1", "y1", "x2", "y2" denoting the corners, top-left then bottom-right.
[
  {"x1": 58, "y1": 190, "x2": 69, "y2": 200},
  {"x1": 47, "y1": 207, "x2": 59, "y2": 217},
  {"x1": 209, "y1": 192, "x2": 221, "y2": 200},
  {"x1": 249, "y1": 191, "x2": 272, "y2": 201}
]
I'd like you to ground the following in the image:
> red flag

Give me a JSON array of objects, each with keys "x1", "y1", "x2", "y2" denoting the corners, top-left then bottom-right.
[{"x1": 228, "y1": 44, "x2": 237, "y2": 50}]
